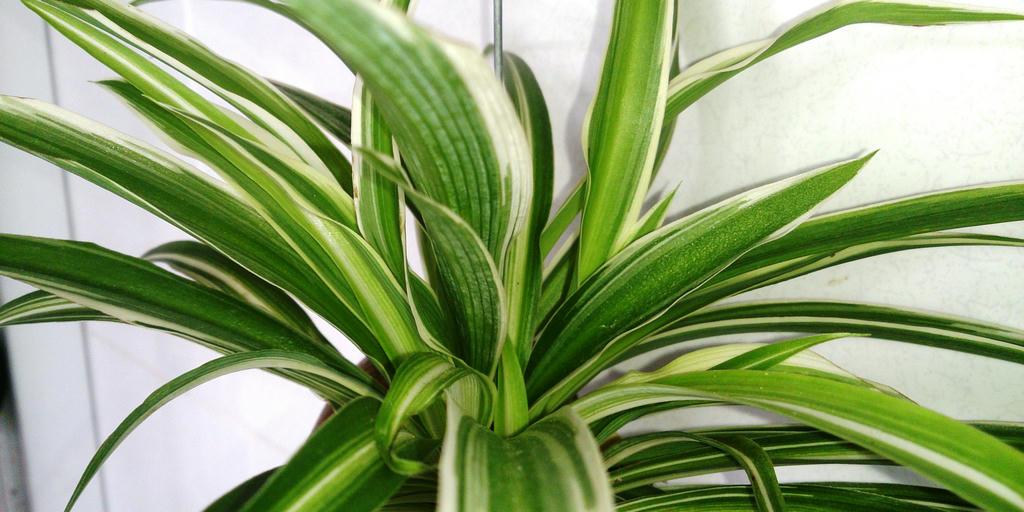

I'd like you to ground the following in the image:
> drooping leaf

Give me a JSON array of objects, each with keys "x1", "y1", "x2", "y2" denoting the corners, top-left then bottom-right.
[
  {"x1": 665, "y1": 1, "x2": 1024, "y2": 119},
  {"x1": 575, "y1": 370, "x2": 1024, "y2": 511},
  {"x1": 605, "y1": 422, "x2": 1024, "y2": 491},
  {"x1": 617, "y1": 484, "x2": 943, "y2": 512},
  {"x1": 0, "y1": 95, "x2": 386, "y2": 366},
  {"x1": 65, "y1": 351, "x2": 380, "y2": 512},
  {"x1": 143, "y1": 240, "x2": 326, "y2": 343},
  {"x1": 631, "y1": 300, "x2": 1024, "y2": 366},
  {"x1": 60, "y1": 0, "x2": 355, "y2": 190},
  {"x1": 0, "y1": 289, "x2": 111, "y2": 326}
]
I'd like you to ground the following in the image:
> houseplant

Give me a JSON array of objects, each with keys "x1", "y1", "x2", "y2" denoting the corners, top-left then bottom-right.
[{"x1": 2, "y1": 0, "x2": 1024, "y2": 509}]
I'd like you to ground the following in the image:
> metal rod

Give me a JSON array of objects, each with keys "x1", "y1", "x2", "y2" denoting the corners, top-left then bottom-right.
[{"x1": 493, "y1": 0, "x2": 503, "y2": 80}]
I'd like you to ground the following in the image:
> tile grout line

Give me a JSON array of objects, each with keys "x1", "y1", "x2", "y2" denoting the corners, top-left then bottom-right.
[{"x1": 42, "y1": 21, "x2": 111, "y2": 512}]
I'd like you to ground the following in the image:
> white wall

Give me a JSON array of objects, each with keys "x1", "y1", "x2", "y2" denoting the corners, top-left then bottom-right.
[{"x1": 1, "y1": 0, "x2": 1023, "y2": 509}]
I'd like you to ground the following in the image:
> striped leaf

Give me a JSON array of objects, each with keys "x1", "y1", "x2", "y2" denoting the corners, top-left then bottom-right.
[
  {"x1": 169, "y1": 111, "x2": 427, "y2": 367},
  {"x1": 202, "y1": 469, "x2": 275, "y2": 512},
  {"x1": 665, "y1": 0, "x2": 1024, "y2": 120},
  {"x1": 576, "y1": 0, "x2": 675, "y2": 282},
  {"x1": 0, "y1": 94, "x2": 386, "y2": 366},
  {"x1": 438, "y1": 402, "x2": 614, "y2": 512},
  {"x1": 100, "y1": 80, "x2": 356, "y2": 226},
  {"x1": 0, "y1": 235, "x2": 375, "y2": 398},
  {"x1": 272, "y1": 80, "x2": 352, "y2": 146},
  {"x1": 634, "y1": 300, "x2": 1024, "y2": 366},
  {"x1": 574, "y1": 370, "x2": 1024, "y2": 511},
  {"x1": 352, "y1": 80, "x2": 407, "y2": 284},
  {"x1": 375, "y1": 353, "x2": 493, "y2": 475},
  {"x1": 62, "y1": 0, "x2": 355, "y2": 190},
  {"x1": 143, "y1": 240, "x2": 325, "y2": 342},
  {"x1": 526, "y1": 155, "x2": 870, "y2": 414},
  {"x1": 498, "y1": 51, "x2": 554, "y2": 365},
  {"x1": 240, "y1": 397, "x2": 432, "y2": 512},
  {"x1": 280, "y1": 0, "x2": 532, "y2": 262},
  {"x1": 0, "y1": 290, "x2": 110, "y2": 326},
  {"x1": 606, "y1": 423, "x2": 1024, "y2": 491},
  {"x1": 617, "y1": 484, "x2": 946, "y2": 512},
  {"x1": 65, "y1": 350, "x2": 379, "y2": 512},
  {"x1": 358, "y1": 149, "x2": 506, "y2": 372}
]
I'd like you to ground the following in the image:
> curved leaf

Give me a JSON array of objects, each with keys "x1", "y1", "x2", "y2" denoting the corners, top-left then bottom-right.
[
  {"x1": 0, "y1": 94, "x2": 385, "y2": 366},
  {"x1": 241, "y1": 397, "x2": 432, "y2": 512},
  {"x1": 376, "y1": 353, "x2": 494, "y2": 474},
  {"x1": 0, "y1": 289, "x2": 111, "y2": 326},
  {"x1": 438, "y1": 402, "x2": 614, "y2": 512},
  {"x1": 575, "y1": 370, "x2": 1024, "y2": 511},
  {"x1": 635, "y1": 300, "x2": 1024, "y2": 365},
  {"x1": 65, "y1": 351, "x2": 380, "y2": 512},
  {"x1": 665, "y1": 0, "x2": 1024, "y2": 119}
]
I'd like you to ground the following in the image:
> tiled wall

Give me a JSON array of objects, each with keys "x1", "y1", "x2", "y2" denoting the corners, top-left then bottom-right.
[{"x1": 2, "y1": 0, "x2": 1024, "y2": 509}]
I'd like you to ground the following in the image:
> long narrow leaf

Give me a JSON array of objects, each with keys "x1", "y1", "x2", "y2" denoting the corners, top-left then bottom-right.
[
  {"x1": 664, "y1": 1, "x2": 1024, "y2": 119},
  {"x1": 632, "y1": 300, "x2": 1024, "y2": 365},
  {"x1": 576, "y1": 0, "x2": 675, "y2": 282},
  {"x1": 65, "y1": 351, "x2": 380, "y2": 512},
  {"x1": 527, "y1": 155, "x2": 870, "y2": 413},
  {"x1": 575, "y1": 370, "x2": 1024, "y2": 511}
]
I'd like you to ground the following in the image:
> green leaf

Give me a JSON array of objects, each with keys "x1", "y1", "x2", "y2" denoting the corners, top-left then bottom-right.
[
  {"x1": 634, "y1": 300, "x2": 1024, "y2": 366},
  {"x1": 272, "y1": 80, "x2": 352, "y2": 146},
  {"x1": 358, "y1": 149, "x2": 506, "y2": 372},
  {"x1": 62, "y1": 0, "x2": 355, "y2": 191},
  {"x1": 632, "y1": 185, "x2": 679, "y2": 241},
  {"x1": 0, "y1": 290, "x2": 111, "y2": 326},
  {"x1": 576, "y1": 0, "x2": 675, "y2": 282},
  {"x1": 665, "y1": 0, "x2": 1024, "y2": 120},
  {"x1": 0, "y1": 94, "x2": 386, "y2": 367},
  {"x1": 716, "y1": 182, "x2": 1024, "y2": 288},
  {"x1": 281, "y1": 0, "x2": 532, "y2": 261},
  {"x1": 65, "y1": 351, "x2": 380, "y2": 512},
  {"x1": 605, "y1": 422, "x2": 1024, "y2": 491},
  {"x1": 241, "y1": 397, "x2": 432, "y2": 512},
  {"x1": 99, "y1": 79, "x2": 357, "y2": 227},
  {"x1": 352, "y1": 80, "x2": 407, "y2": 285},
  {"x1": 0, "y1": 234, "x2": 375, "y2": 398},
  {"x1": 202, "y1": 469, "x2": 275, "y2": 512},
  {"x1": 169, "y1": 112, "x2": 427, "y2": 367},
  {"x1": 617, "y1": 484, "x2": 943, "y2": 512},
  {"x1": 711, "y1": 332, "x2": 857, "y2": 370},
  {"x1": 143, "y1": 240, "x2": 325, "y2": 343},
  {"x1": 375, "y1": 353, "x2": 493, "y2": 475},
  {"x1": 575, "y1": 370, "x2": 1024, "y2": 511},
  {"x1": 438, "y1": 402, "x2": 614, "y2": 512},
  {"x1": 698, "y1": 435, "x2": 786, "y2": 512},
  {"x1": 540, "y1": 182, "x2": 583, "y2": 257},
  {"x1": 498, "y1": 51, "x2": 554, "y2": 366},
  {"x1": 676, "y1": 232, "x2": 1024, "y2": 318},
  {"x1": 526, "y1": 155, "x2": 870, "y2": 414}
]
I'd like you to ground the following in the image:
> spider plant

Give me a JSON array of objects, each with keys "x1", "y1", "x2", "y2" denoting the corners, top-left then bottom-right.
[{"x1": 2, "y1": 0, "x2": 1024, "y2": 510}]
